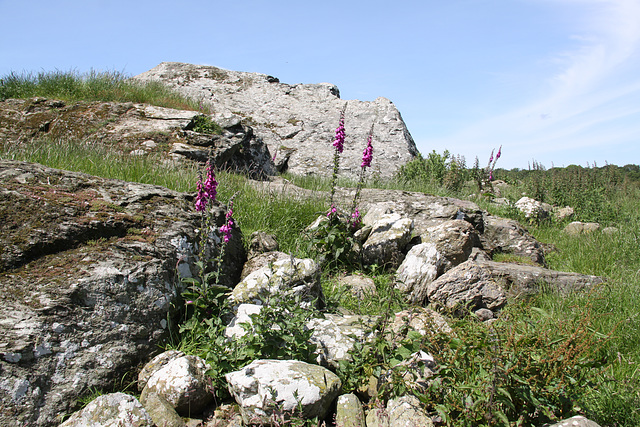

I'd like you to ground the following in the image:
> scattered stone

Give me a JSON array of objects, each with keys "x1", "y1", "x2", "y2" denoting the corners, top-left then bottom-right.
[
  {"x1": 142, "y1": 355, "x2": 213, "y2": 416},
  {"x1": 248, "y1": 231, "x2": 279, "y2": 258},
  {"x1": 139, "y1": 389, "x2": 186, "y2": 427},
  {"x1": 138, "y1": 350, "x2": 186, "y2": 391},
  {"x1": 515, "y1": 196, "x2": 552, "y2": 220},
  {"x1": 335, "y1": 393, "x2": 366, "y2": 427},
  {"x1": 339, "y1": 274, "x2": 377, "y2": 300},
  {"x1": 396, "y1": 219, "x2": 478, "y2": 304},
  {"x1": 307, "y1": 314, "x2": 378, "y2": 368},
  {"x1": 564, "y1": 221, "x2": 601, "y2": 235},
  {"x1": 225, "y1": 359, "x2": 341, "y2": 425},
  {"x1": 361, "y1": 213, "x2": 413, "y2": 268},
  {"x1": 602, "y1": 226, "x2": 619, "y2": 234},
  {"x1": 544, "y1": 415, "x2": 601, "y2": 427},
  {"x1": 427, "y1": 260, "x2": 604, "y2": 315},
  {"x1": 554, "y1": 206, "x2": 575, "y2": 221},
  {"x1": 224, "y1": 303, "x2": 263, "y2": 339},
  {"x1": 60, "y1": 393, "x2": 153, "y2": 427},
  {"x1": 481, "y1": 215, "x2": 546, "y2": 266},
  {"x1": 230, "y1": 256, "x2": 322, "y2": 309},
  {"x1": 365, "y1": 395, "x2": 434, "y2": 427},
  {"x1": 389, "y1": 307, "x2": 452, "y2": 337}
]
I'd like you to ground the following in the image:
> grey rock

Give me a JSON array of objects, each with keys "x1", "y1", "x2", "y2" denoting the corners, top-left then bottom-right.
[
  {"x1": 396, "y1": 220, "x2": 478, "y2": 304},
  {"x1": 139, "y1": 388, "x2": 186, "y2": 427},
  {"x1": 515, "y1": 196, "x2": 553, "y2": 220},
  {"x1": 339, "y1": 274, "x2": 377, "y2": 300},
  {"x1": 134, "y1": 62, "x2": 418, "y2": 179},
  {"x1": 564, "y1": 221, "x2": 601, "y2": 235},
  {"x1": 481, "y1": 215, "x2": 546, "y2": 266},
  {"x1": 335, "y1": 393, "x2": 366, "y2": 427},
  {"x1": 138, "y1": 350, "x2": 186, "y2": 391},
  {"x1": 223, "y1": 303, "x2": 263, "y2": 340},
  {"x1": 554, "y1": 206, "x2": 575, "y2": 221},
  {"x1": 248, "y1": 231, "x2": 279, "y2": 258},
  {"x1": 225, "y1": 359, "x2": 341, "y2": 425},
  {"x1": 361, "y1": 213, "x2": 413, "y2": 268},
  {"x1": 366, "y1": 395, "x2": 434, "y2": 427},
  {"x1": 307, "y1": 314, "x2": 378, "y2": 368},
  {"x1": 0, "y1": 98, "x2": 275, "y2": 178},
  {"x1": 389, "y1": 307, "x2": 452, "y2": 337},
  {"x1": 543, "y1": 415, "x2": 601, "y2": 427},
  {"x1": 240, "y1": 250, "x2": 291, "y2": 281},
  {"x1": 230, "y1": 256, "x2": 322, "y2": 309},
  {"x1": 143, "y1": 354, "x2": 213, "y2": 416},
  {"x1": 0, "y1": 160, "x2": 244, "y2": 427},
  {"x1": 60, "y1": 393, "x2": 153, "y2": 427},
  {"x1": 427, "y1": 260, "x2": 604, "y2": 315}
]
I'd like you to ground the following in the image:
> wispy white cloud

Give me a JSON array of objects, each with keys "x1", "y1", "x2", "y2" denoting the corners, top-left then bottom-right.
[{"x1": 428, "y1": 0, "x2": 640, "y2": 167}]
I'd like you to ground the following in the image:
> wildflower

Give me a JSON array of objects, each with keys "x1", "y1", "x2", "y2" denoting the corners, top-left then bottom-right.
[
  {"x1": 333, "y1": 111, "x2": 346, "y2": 153},
  {"x1": 220, "y1": 199, "x2": 234, "y2": 243},
  {"x1": 361, "y1": 131, "x2": 373, "y2": 168},
  {"x1": 195, "y1": 175, "x2": 207, "y2": 212},
  {"x1": 327, "y1": 204, "x2": 337, "y2": 218},
  {"x1": 203, "y1": 160, "x2": 217, "y2": 201},
  {"x1": 351, "y1": 209, "x2": 361, "y2": 228},
  {"x1": 496, "y1": 145, "x2": 502, "y2": 160}
]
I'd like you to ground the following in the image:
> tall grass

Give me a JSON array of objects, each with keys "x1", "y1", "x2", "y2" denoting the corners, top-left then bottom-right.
[{"x1": 0, "y1": 69, "x2": 208, "y2": 112}]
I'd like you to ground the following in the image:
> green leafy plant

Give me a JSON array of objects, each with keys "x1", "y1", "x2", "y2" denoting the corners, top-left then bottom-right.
[{"x1": 188, "y1": 114, "x2": 223, "y2": 135}]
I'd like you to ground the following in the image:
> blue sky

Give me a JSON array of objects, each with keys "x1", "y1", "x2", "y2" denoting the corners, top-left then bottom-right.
[{"x1": 1, "y1": 0, "x2": 639, "y2": 170}]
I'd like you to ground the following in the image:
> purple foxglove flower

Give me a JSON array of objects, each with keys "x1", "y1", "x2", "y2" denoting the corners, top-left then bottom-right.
[
  {"x1": 219, "y1": 224, "x2": 232, "y2": 243},
  {"x1": 204, "y1": 161, "x2": 217, "y2": 202},
  {"x1": 361, "y1": 133, "x2": 373, "y2": 168},
  {"x1": 327, "y1": 205, "x2": 337, "y2": 217},
  {"x1": 496, "y1": 146, "x2": 502, "y2": 160},
  {"x1": 489, "y1": 149, "x2": 494, "y2": 165},
  {"x1": 351, "y1": 209, "x2": 361, "y2": 227},
  {"x1": 195, "y1": 176, "x2": 207, "y2": 211},
  {"x1": 332, "y1": 113, "x2": 345, "y2": 154}
]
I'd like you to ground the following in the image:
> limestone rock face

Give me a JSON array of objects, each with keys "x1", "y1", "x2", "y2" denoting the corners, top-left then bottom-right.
[
  {"x1": 0, "y1": 160, "x2": 244, "y2": 427},
  {"x1": 59, "y1": 393, "x2": 153, "y2": 427},
  {"x1": 225, "y1": 359, "x2": 342, "y2": 424},
  {"x1": 134, "y1": 62, "x2": 419, "y2": 179}
]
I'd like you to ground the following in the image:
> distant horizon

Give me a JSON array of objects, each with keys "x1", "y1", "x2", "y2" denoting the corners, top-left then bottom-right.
[{"x1": 1, "y1": 1, "x2": 638, "y2": 170}]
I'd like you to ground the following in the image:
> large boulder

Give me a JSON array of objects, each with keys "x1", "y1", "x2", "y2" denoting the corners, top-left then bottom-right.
[
  {"x1": 427, "y1": 259, "x2": 604, "y2": 317},
  {"x1": 0, "y1": 160, "x2": 244, "y2": 427},
  {"x1": 225, "y1": 359, "x2": 342, "y2": 424},
  {"x1": 480, "y1": 215, "x2": 546, "y2": 265},
  {"x1": 134, "y1": 62, "x2": 419, "y2": 179}
]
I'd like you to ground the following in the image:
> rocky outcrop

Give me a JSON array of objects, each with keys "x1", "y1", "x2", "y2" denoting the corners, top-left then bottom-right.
[
  {"x1": 0, "y1": 97, "x2": 275, "y2": 178},
  {"x1": 0, "y1": 160, "x2": 245, "y2": 427},
  {"x1": 426, "y1": 259, "x2": 604, "y2": 317},
  {"x1": 225, "y1": 359, "x2": 342, "y2": 424},
  {"x1": 134, "y1": 62, "x2": 419, "y2": 179}
]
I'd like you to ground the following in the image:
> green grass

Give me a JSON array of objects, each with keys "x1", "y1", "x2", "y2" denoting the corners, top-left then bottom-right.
[{"x1": 0, "y1": 69, "x2": 209, "y2": 112}]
